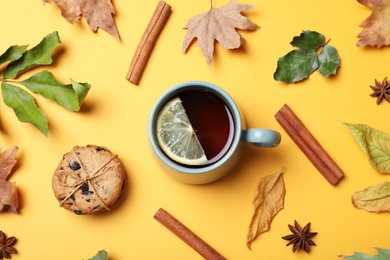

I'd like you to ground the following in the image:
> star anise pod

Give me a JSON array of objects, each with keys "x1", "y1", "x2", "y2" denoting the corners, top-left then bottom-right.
[
  {"x1": 282, "y1": 220, "x2": 317, "y2": 253},
  {"x1": 0, "y1": 231, "x2": 17, "y2": 259},
  {"x1": 370, "y1": 77, "x2": 390, "y2": 104}
]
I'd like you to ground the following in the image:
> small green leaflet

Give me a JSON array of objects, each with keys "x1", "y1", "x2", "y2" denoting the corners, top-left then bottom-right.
[
  {"x1": 21, "y1": 70, "x2": 91, "y2": 111},
  {"x1": 274, "y1": 30, "x2": 341, "y2": 83},
  {"x1": 343, "y1": 123, "x2": 390, "y2": 174},
  {"x1": 1, "y1": 82, "x2": 48, "y2": 137},
  {"x1": 273, "y1": 50, "x2": 318, "y2": 83},
  {"x1": 88, "y1": 249, "x2": 108, "y2": 260},
  {"x1": 352, "y1": 181, "x2": 390, "y2": 213},
  {"x1": 0, "y1": 45, "x2": 28, "y2": 66},
  {"x1": 4, "y1": 31, "x2": 61, "y2": 79},
  {"x1": 339, "y1": 248, "x2": 390, "y2": 259},
  {"x1": 0, "y1": 31, "x2": 91, "y2": 137},
  {"x1": 318, "y1": 45, "x2": 340, "y2": 77},
  {"x1": 291, "y1": 30, "x2": 325, "y2": 52}
]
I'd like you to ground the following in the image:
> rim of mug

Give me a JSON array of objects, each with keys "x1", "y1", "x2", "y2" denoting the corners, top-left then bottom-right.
[{"x1": 148, "y1": 81, "x2": 242, "y2": 175}]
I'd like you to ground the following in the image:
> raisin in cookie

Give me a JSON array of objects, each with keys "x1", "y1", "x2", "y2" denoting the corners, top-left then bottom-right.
[{"x1": 52, "y1": 145, "x2": 126, "y2": 215}]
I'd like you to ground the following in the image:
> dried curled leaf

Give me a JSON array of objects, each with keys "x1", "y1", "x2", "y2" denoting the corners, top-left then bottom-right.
[
  {"x1": 0, "y1": 146, "x2": 19, "y2": 214},
  {"x1": 343, "y1": 123, "x2": 390, "y2": 173},
  {"x1": 357, "y1": 0, "x2": 390, "y2": 47},
  {"x1": 246, "y1": 167, "x2": 286, "y2": 249},
  {"x1": 352, "y1": 181, "x2": 390, "y2": 213},
  {"x1": 183, "y1": 0, "x2": 258, "y2": 67},
  {"x1": 42, "y1": 0, "x2": 120, "y2": 41},
  {"x1": 339, "y1": 248, "x2": 390, "y2": 259}
]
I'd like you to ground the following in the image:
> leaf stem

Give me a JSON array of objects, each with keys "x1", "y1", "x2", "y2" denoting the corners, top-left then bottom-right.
[{"x1": 0, "y1": 78, "x2": 20, "y2": 84}]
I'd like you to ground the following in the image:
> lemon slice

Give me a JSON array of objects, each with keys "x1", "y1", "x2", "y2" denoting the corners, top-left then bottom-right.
[{"x1": 156, "y1": 97, "x2": 207, "y2": 165}]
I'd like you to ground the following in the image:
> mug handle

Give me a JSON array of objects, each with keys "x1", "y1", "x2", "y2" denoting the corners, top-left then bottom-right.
[{"x1": 244, "y1": 128, "x2": 281, "y2": 147}]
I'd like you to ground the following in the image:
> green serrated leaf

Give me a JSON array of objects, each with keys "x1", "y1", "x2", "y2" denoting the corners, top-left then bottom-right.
[
  {"x1": 274, "y1": 49, "x2": 318, "y2": 83},
  {"x1": 1, "y1": 82, "x2": 48, "y2": 137},
  {"x1": 0, "y1": 45, "x2": 28, "y2": 66},
  {"x1": 89, "y1": 249, "x2": 108, "y2": 260},
  {"x1": 339, "y1": 248, "x2": 390, "y2": 259},
  {"x1": 290, "y1": 30, "x2": 325, "y2": 52},
  {"x1": 4, "y1": 31, "x2": 61, "y2": 79},
  {"x1": 318, "y1": 45, "x2": 340, "y2": 77},
  {"x1": 20, "y1": 70, "x2": 87, "y2": 111},
  {"x1": 343, "y1": 123, "x2": 390, "y2": 174}
]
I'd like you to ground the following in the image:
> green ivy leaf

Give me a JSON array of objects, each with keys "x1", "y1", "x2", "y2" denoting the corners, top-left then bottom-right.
[
  {"x1": 20, "y1": 70, "x2": 91, "y2": 111},
  {"x1": 274, "y1": 30, "x2": 340, "y2": 83},
  {"x1": 0, "y1": 45, "x2": 28, "y2": 66},
  {"x1": 343, "y1": 123, "x2": 390, "y2": 174},
  {"x1": 339, "y1": 248, "x2": 390, "y2": 259},
  {"x1": 89, "y1": 249, "x2": 108, "y2": 260},
  {"x1": 1, "y1": 82, "x2": 48, "y2": 137},
  {"x1": 318, "y1": 45, "x2": 340, "y2": 77},
  {"x1": 290, "y1": 30, "x2": 325, "y2": 52},
  {"x1": 4, "y1": 31, "x2": 61, "y2": 79},
  {"x1": 274, "y1": 49, "x2": 318, "y2": 83}
]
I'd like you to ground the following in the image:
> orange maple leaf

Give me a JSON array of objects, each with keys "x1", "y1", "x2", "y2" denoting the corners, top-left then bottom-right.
[
  {"x1": 357, "y1": 0, "x2": 390, "y2": 47},
  {"x1": 43, "y1": 0, "x2": 120, "y2": 41},
  {"x1": 0, "y1": 146, "x2": 19, "y2": 214},
  {"x1": 182, "y1": 0, "x2": 259, "y2": 67}
]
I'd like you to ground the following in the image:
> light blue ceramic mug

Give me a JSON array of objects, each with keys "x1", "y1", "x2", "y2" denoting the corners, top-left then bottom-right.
[{"x1": 148, "y1": 81, "x2": 281, "y2": 184}]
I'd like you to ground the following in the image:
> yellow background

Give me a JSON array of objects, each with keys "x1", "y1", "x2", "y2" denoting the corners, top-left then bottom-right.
[{"x1": 0, "y1": 0, "x2": 389, "y2": 259}]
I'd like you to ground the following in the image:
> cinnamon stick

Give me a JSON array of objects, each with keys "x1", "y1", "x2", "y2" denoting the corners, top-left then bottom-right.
[
  {"x1": 154, "y1": 208, "x2": 226, "y2": 260},
  {"x1": 275, "y1": 104, "x2": 344, "y2": 185},
  {"x1": 126, "y1": 1, "x2": 171, "y2": 85}
]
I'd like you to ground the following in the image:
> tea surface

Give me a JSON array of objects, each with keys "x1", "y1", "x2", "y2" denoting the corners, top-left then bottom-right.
[{"x1": 178, "y1": 90, "x2": 235, "y2": 166}]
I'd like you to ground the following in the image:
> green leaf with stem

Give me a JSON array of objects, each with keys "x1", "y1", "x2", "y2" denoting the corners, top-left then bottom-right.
[
  {"x1": 274, "y1": 30, "x2": 340, "y2": 83},
  {"x1": 1, "y1": 82, "x2": 48, "y2": 137},
  {"x1": 318, "y1": 45, "x2": 340, "y2": 77},
  {"x1": 0, "y1": 45, "x2": 28, "y2": 66},
  {"x1": 4, "y1": 31, "x2": 61, "y2": 79},
  {"x1": 274, "y1": 49, "x2": 318, "y2": 83},
  {"x1": 20, "y1": 70, "x2": 91, "y2": 111},
  {"x1": 290, "y1": 30, "x2": 325, "y2": 52}
]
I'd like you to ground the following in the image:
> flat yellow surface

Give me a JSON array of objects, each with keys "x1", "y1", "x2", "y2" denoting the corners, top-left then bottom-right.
[{"x1": 0, "y1": 0, "x2": 389, "y2": 259}]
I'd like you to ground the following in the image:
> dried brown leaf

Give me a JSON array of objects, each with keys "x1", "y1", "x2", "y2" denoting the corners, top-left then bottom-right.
[
  {"x1": 357, "y1": 0, "x2": 390, "y2": 47},
  {"x1": 182, "y1": 0, "x2": 258, "y2": 67},
  {"x1": 246, "y1": 167, "x2": 286, "y2": 250},
  {"x1": 0, "y1": 146, "x2": 19, "y2": 214},
  {"x1": 42, "y1": 0, "x2": 120, "y2": 41}
]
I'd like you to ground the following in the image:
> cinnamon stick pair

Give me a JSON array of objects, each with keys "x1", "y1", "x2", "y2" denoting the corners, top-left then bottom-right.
[
  {"x1": 126, "y1": 1, "x2": 172, "y2": 85},
  {"x1": 154, "y1": 208, "x2": 226, "y2": 260},
  {"x1": 275, "y1": 104, "x2": 344, "y2": 186}
]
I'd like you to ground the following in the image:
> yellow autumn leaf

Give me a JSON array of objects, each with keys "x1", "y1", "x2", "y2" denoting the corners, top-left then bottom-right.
[
  {"x1": 352, "y1": 181, "x2": 390, "y2": 213},
  {"x1": 246, "y1": 167, "x2": 286, "y2": 250},
  {"x1": 357, "y1": 0, "x2": 390, "y2": 47}
]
